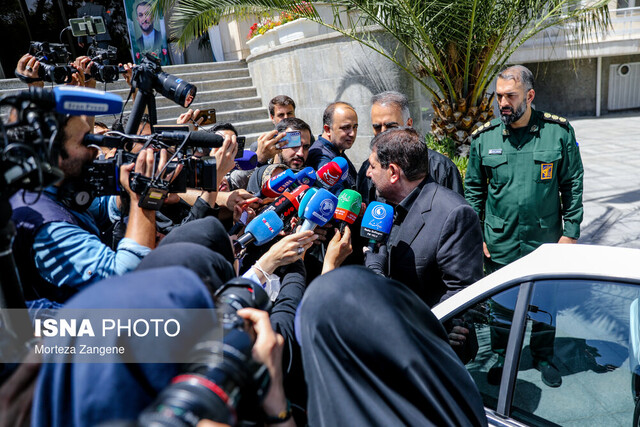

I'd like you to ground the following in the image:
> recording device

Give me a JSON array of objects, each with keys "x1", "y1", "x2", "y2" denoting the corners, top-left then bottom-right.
[
  {"x1": 152, "y1": 124, "x2": 195, "y2": 132},
  {"x1": 299, "y1": 188, "x2": 338, "y2": 232},
  {"x1": 297, "y1": 187, "x2": 317, "y2": 218},
  {"x1": 139, "y1": 278, "x2": 272, "y2": 426},
  {"x1": 257, "y1": 169, "x2": 296, "y2": 198},
  {"x1": 27, "y1": 41, "x2": 77, "y2": 84},
  {"x1": 86, "y1": 45, "x2": 121, "y2": 84},
  {"x1": 334, "y1": 189, "x2": 362, "y2": 232},
  {"x1": 361, "y1": 202, "x2": 394, "y2": 250},
  {"x1": 195, "y1": 108, "x2": 216, "y2": 126},
  {"x1": 279, "y1": 130, "x2": 301, "y2": 149},
  {"x1": 262, "y1": 184, "x2": 308, "y2": 227},
  {"x1": 292, "y1": 166, "x2": 316, "y2": 188},
  {"x1": 333, "y1": 156, "x2": 350, "y2": 183},
  {"x1": 234, "y1": 210, "x2": 284, "y2": 252},
  {"x1": 125, "y1": 53, "x2": 197, "y2": 134}
]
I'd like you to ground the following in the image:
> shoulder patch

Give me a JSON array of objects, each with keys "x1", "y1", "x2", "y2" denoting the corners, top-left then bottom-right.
[
  {"x1": 471, "y1": 120, "x2": 500, "y2": 138},
  {"x1": 541, "y1": 112, "x2": 569, "y2": 127}
]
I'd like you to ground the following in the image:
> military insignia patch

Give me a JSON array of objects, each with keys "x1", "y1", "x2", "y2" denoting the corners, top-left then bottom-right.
[{"x1": 541, "y1": 163, "x2": 553, "y2": 180}]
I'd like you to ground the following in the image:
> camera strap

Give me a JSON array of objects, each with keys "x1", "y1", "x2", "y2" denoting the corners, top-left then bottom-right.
[{"x1": 14, "y1": 69, "x2": 44, "y2": 84}]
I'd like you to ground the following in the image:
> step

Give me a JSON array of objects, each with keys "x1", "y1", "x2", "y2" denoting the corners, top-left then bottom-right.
[{"x1": 162, "y1": 60, "x2": 247, "y2": 74}]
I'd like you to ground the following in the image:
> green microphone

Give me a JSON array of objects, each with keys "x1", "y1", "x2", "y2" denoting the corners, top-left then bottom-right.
[{"x1": 334, "y1": 189, "x2": 362, "y2": 233}]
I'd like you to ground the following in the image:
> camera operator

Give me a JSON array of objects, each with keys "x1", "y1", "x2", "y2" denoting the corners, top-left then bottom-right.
[{"x1": 10, "y1": 113, "x2": 167, "y2": 304}]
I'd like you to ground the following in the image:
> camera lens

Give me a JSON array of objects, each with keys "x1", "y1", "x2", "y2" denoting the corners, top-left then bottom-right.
[{"x1": 155, "y1": 71, "x2": 197, "y2": 108}]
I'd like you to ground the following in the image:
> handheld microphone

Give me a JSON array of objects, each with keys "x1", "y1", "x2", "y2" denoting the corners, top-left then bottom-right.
[
  {"x1": 315, "y1": 161, "x2": 343, "y2": 189},
  {"x1": 360, "y1": 202, "x2": 394, "y2": 251},
  {"x1": 263, "y1": 184, "x2": 309, "y2": 225},
  {"x1": 234, "y1": 210, "x2": 284, "y2": 252},
  {"x1": 299, "y1": 188, "x2": 338, "y2": 232},
  {"x1": 257, "y1": 169, "x2": 296, "y2": 198},
  {"x1": 297, "y1": 187, "x2": 318, "y2": 219},
  {"x1": 159, "y1": 131, "x2": 224, "y2": 148},
  {"x1": 234, "y1": 150, "x2": 257, "y2": 171},
  {"x1": 293, "y1": 167, "x2": 316, "y2": 187},
  {"x1": 15, "y1": 86, "x2": 123, "y2": 115},
  {"x1": 332, "y1": 157, "x2": 350, "y2": 182},
  {"x1": 334, "y1": 189, "x2": 362, "y2": 232}
]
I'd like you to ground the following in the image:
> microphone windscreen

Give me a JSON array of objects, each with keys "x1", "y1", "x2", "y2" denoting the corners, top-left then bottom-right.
[
  {"x1": 245, "y1": 210, "x2": 284, "y2": 246},
  {"x1": 316, "y1": 161, "x2": 343, "y2": 189},
  {"x1": 297, "y1": 187, "x2": 318, "y2": 217},
  {"x1": 235, "y1": 150, "x2": 257, "y2": 170},
  {"x1": 332, "y1": 157, "x2": 349, "y2": 181},
  {"x1": 261, "y1": 169, "x2": 296, "y2": 198},
  {"x1": 302, "y1": 188, "x2": 338, "y2": 227},
  {"x1": 53, "y1": 86, "x2": 122, "y2": 115},
  {"x1": 360, "y1": 201, "x2": 394, "y2": 242},
  {"x1": 294, "y1": 167, "x2": 317, "y2": 186},
  {"x1": 334, "y1": 189, "x2": 362, "y2": 224}
]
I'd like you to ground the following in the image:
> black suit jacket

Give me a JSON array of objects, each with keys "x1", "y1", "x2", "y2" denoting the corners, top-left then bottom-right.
[{"x1": 388, "y1": 179, "x2": 483, "y2": 307}]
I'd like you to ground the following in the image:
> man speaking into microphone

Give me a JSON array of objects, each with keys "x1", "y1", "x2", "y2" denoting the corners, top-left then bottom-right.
[{"x1": 364, "y1": 127, "x2": 483, "y2": 307}]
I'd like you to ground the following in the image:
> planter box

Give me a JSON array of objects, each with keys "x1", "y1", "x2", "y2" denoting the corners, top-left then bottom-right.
[
  {"x1": 275, "y1": 18, "x2": 321, "y2": 44},
  {"x1": 247, "y1": 30, "x2": 279, "y2": 55}
]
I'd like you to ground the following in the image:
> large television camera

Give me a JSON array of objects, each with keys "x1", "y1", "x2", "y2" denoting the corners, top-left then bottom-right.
[{"x1": 28, "y1": 41, "x2": 77, "y2": 84}]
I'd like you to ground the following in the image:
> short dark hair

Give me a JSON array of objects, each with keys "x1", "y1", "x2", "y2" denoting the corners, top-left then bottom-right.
[
  {"x1": 268, "y1": 95, "x2": 296, "y2": 117},
  {"x1": 210, "y1": 122, "x2": 238, "y2": 136},
  {"x1": 322, "y1": 101, "x2": 356, "y2": 127},
  {"x1": 275, "y1": 117, "x2": 315, "y2": 143},
  {"x1": 498, "y1": 65, "x2": 535, "y2": 93},
  {"x1": 370, "y1": 127, "x2": 428, "y2": 182}
]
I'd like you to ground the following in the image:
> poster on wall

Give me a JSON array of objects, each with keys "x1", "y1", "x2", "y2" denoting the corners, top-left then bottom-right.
[{"x1": 123, "y1": 0, "x2": 171, "y2": 65}]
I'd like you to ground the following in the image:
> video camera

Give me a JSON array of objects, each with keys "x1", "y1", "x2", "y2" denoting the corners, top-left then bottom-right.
[
  {"x1": 86, "y1": 45, "x2": 121, "y2": 84},
  {"x1": 28, "y1": 41, "x2": 77, "y2": 84},
  {"x1": 138, "y1": 279, "x2": 272, "y2": 426},
  {"x1": 82, "y1": 129, "x2": 225, "y2": 210}
]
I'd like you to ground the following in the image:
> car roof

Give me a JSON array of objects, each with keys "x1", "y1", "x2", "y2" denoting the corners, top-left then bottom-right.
[{"x1": 432, "y1": 244, "x2": 640, "y2": 319}]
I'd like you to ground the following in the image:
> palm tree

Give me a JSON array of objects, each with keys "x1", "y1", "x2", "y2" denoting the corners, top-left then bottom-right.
[{"x1": 154, "y1": 0, "x2": 610, "y2": 154}]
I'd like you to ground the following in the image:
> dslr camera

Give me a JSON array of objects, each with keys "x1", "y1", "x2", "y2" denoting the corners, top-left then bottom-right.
[{"x1": 28, "y1": 41, "x2": 77, "y2": 84}]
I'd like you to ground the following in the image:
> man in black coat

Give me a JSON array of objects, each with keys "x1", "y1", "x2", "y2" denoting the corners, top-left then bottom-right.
[{"x1": 364, "y1": 127, "x2": 483, "y2": 307}]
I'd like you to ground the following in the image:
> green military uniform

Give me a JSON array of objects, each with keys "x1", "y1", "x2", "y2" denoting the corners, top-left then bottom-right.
[{"x1": 464, "y1": 108, "x2": 584, "y2": 267}]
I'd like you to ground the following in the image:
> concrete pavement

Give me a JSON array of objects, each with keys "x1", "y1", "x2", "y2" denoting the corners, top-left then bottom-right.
[{"x1": 571, "y1": 112, "x2": 640, "y2": 249}]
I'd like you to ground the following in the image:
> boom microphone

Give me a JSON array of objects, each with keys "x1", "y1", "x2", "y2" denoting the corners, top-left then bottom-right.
[{"x1": 159, "y1": 131, "x2": 224, "y2": 148}]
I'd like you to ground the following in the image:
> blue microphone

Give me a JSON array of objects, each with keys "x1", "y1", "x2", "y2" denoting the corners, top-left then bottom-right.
[
  {"x1": 258, "y1": 169, "x2": 296, "y2": 198},
  {"x1": 333, "y1": 157, "x2": 349, "y2": 182},
  {"x1": 300, "y1": 188, "x2": 338, "y2": 232},
  {"x1": 234, "y1": 210, "x2": 284, "y2": 251},
  {"x1": 360, "y1": 202, "x2": 394, "y2": 249},
  {"x1": 293, "y1": 167, "x2": 316, "y2": 187},
  {"x1": 234, "y1": 150, "x2": 258, "y2": 171},
  {"x1": 297, "y1": 187, "x2": 318, "y2": 218}
]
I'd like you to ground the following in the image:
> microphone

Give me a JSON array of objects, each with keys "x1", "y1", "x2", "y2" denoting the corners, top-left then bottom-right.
[
  {"x1": 234, "y1": 210, "x2": 284, "y2": 252},
  {"x1": 297, "y1": 187, "x2": 317, "y2": 219},
  {"x1": 234, "y1": 150, "x2": 257, "y2": 171},
  {"x1": 292, "y1": 167, "x2": 317, "y2": 187},
  {"x1": 332, "y1": 157, "x2": 350, "y2": 182},
  {"x1": 262, "y1": 184, "x2": 309, "y2": 225},
  {"x1": 334, "y1": 189, "x2": 362, "y2": 232},
  {"x1": 299, "y1": 188, "x2": 338, "y2": 232},
  {"x1": 360, "y1": 202, "x2": 394, "y2": 251},
  {"x1": 315, "y1": 161, "x2": 343, "y2": 189},
  {"x1": 159, "y1": 131, "x2": 224, "y2": 148},
  {"x1": 257, "y1": 169, "x2": 296, "y2": 198},
  {"x1": 16, "y1": 86, "x2": 122, "y2": 115}
]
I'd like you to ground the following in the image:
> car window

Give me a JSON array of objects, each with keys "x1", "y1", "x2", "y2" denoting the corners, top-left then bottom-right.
[
  {"x1": 444, "y1": 285, "x2": 521, "y2": 411},
  {"x1": 510, "y1": 280, "x2": 639, "y2": 426}
]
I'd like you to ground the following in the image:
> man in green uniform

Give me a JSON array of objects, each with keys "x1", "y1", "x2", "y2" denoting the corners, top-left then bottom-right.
[{"x1": 465, "y1": 65, "x2": 584, "y2": 388}]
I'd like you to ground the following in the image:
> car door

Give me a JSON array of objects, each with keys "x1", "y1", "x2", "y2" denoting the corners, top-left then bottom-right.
[{"x1": 442, "y1": 278, "x2": 640, "y2": 426}]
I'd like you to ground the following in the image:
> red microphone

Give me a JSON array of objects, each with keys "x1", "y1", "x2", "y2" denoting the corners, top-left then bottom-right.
[{"x1": 316, "y1": 161, "x2": 343, "y2": 189}]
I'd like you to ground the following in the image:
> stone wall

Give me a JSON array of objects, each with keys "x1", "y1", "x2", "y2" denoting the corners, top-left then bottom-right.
[{"x1": 246, "y1": 28, "x2": 433, "y2": 168}]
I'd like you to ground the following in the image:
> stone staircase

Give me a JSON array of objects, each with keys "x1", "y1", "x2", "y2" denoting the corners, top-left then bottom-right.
[{"x1": 0, "y1": 60, "x2": 272, "y2": 144}]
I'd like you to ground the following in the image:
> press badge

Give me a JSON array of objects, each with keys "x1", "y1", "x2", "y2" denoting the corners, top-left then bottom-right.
[
  {"x1": 541, "y1": 163, "x2": 553, "y2": 180},
  {"x1": 488, "y1": 149, "x2": 502, "y2": 155}
]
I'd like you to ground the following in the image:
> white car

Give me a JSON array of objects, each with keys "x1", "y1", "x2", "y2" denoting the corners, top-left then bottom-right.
[{"x1": 433, "y1": 244, "x2": 640, "y2": 427}]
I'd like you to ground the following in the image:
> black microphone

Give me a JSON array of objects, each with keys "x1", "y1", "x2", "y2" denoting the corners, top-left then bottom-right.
[{"x1": 159, "y1": 131, "x2": 224, "y2": 148}]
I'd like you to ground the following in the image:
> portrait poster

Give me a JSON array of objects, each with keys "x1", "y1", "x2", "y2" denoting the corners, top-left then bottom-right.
[{"x1": 123, "y1": 0, "x2": 171, "y2": 65}]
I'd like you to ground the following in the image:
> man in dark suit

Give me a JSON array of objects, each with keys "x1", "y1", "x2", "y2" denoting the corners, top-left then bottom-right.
[
  {"x1": 134, "y1": 1, "x2": 169, "y2": 65},
  {"x1": 365, "y1": 127, "x2": 483, "y2": 307}
]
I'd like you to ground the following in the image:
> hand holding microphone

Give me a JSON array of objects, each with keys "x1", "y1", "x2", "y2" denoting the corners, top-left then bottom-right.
[{"x1": 360, "y1": 201, "x2": 394, "y2": 275}]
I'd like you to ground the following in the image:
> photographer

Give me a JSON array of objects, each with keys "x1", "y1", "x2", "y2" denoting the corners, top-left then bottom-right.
[{"x1": 10, "y1": 113, "x2": 166, "y2": 304}]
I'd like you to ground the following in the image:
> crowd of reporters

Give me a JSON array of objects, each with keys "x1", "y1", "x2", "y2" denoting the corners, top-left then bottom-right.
[{"x1": 0, "y1": 49, "x2": 488, "y2": 427}]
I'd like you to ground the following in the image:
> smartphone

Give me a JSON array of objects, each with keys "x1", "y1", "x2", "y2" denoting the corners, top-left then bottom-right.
[
  {"x1": 279, "y1": 131, "x2": 301, "y2": 149},
  {"x1": 236, "y1": 136, "x2": 246, "y2": 156},
  {"x1": 195, "y1": 108, "x2": 217, "y2": 126}
]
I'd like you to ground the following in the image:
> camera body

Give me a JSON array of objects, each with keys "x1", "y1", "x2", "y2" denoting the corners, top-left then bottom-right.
[
  {"x1": 28, "y1": 42, "x2": 77, "y2": 84},
  {"x1": 87, "y1": 45, "x2": 120, "y2": 84},
  {"x1": 132, "y1": 54, "x2": 197, "y2": 109}
]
